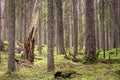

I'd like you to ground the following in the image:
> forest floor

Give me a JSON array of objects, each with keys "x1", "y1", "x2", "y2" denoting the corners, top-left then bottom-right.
[{"x1": 0, "y1": 42, "x2": 120, "y2": 80}]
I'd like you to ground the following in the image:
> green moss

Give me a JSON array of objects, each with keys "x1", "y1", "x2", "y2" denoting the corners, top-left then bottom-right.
[
  {"x1": 0, "y1": 48, "x2": 120, "y2": 80},
  {"x1": 3, "y1": 41, "x2": 8, "y2": 52},
  {"x1": 4, "y1": 41, "x2": 8, "y2": 47},
  {"x1": 82, "y1": 57, "x2": 97, "y2": 64}
]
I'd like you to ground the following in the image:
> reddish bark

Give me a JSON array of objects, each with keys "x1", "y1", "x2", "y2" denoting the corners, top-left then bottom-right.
[{"x1": 23, "y1": 27, "x2": 35, "y2": 64}]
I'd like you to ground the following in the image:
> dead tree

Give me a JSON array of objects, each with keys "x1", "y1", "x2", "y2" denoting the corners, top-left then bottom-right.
[{"x1": 22, "y1": 27, "x2": 35, "y2": 64}]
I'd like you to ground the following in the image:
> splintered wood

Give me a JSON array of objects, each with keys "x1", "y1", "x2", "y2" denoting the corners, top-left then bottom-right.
[{"x1": 22, "y1": 27, "x2": 35, "y2": 64}]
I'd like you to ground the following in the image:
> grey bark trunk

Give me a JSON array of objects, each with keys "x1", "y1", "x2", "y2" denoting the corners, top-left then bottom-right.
[
  {"x1": 47, "y1": 0, "x2": 54, "y2": 71},
  {"x1": 73, "y1": 0, "x2": 78, "y2": 57},
  {"x1": 8, "y1": 0, "x2": 15, "y2": 74},
  {"x1": 55, "y1": 0, "x2": 65, "y2": 54},
  {"x1": 84, "y1": 0, "x2": 96, "y2": 58},
  {"x1": 38, "y1": 1, "x2": 42, "y2": 54}
]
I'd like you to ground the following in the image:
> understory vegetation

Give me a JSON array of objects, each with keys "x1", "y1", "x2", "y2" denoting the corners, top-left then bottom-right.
[{"x1": 0, "y1": 42, "x2": 120, "y2": 80}]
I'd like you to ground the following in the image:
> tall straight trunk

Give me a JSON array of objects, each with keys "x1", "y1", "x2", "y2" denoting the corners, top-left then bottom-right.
[
  {"x1": 84, "y1": 0, "x2": 96, "y2": 58},
  {"x1": 0, "y1": 2, "x2": 1, "y2": 64},
  {"x1": 95, "y1": 0, "x2": 99, "y2": 49},
  {"x1": 101, "y1": 0, "x2": 105, "y2": 58},
  {"x1": 78, "y1": 0, "x2": 83, "y2": 50},
  {"x1": 1, "y1": 0, "x2": 5, "y2": 41},
  {"x1": 106, "y1": 11, "x2": 109, "y2": 50},
  {"x1": 70, "y1": 16, "x2": 73, "y2": 47},
  {"x1": 44, "y1": 19, "x2": 47, "y2": 45},
  {"x1": 47, "y1": 0, "x2": 54, "y2": 72},
  {"x1": 66, "y1": 16, "x2": 70, "y2": 48},
  {"x1": 55, "y1": 0, "x2": 65, "y2": 54},
  {"x1": 0, "y1": 1, "x2": 4, "y2": 51},
  {"x1": 24, "y1": 0, "x2": 27, "y2": 43},
  {"x1": 0, "y1": 1, "x2": 2, "y2": 41},
  {"x1": 21, "y1": 0, "x2": 26, "y2": 43},
  {"x1": 118, "y1": 0, "x2": 120, "y2": 47},
  {"x1": 73, "y1": 0, "x2": 78, "y2": 57},
  {"x1": 38, "y1": 1, "x2": 42, "y2": 54},
  {"x1": 113, "y1": 0, "x2": 119, "y2": 55},
  {"x1": 109, "y1": 1, "x2": 114, "y2": 49},
  {"x1": 19, "y1": 0, "x2": 22, "y2": 43},
  {"x1": 8, "y1": 0, "x2": 15, "y2": 74}
]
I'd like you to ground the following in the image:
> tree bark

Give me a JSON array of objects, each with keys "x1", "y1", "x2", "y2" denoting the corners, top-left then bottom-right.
[
  {"x1": 44, "y1": 19, "x2": 47, "y2": 45},
  {"x1": 100, "y1": 0, "x2": 106, "y2": 58},
  {"x1": 95, "y1": 0, "x2": 100, "y2": 49},
  {"x1": 73, "y1": 0, "x2": 78, "y2": 57},
  {"x1": 23, "y1": 27, "x2": 35, "y2": 64},
  {"x1": 84, "y1": 0, "x2": 96, "y2": 58},
  {"x1": 24, "y1": 0, "x2": 27, "y2": 43},
  {"x1": 47, "y1": 0, "x2": 55, "y2": 71},
  {"x1": 1, "y1": 0, "x2": 5, "y2": 41},
  {"x1": 8, "y1": 0, "x2": 15, "y2": 74},
  {"x1": 55, "y1": 0, "x2": 65, "y2": 54},
  {"x1": 38, "y1": 1, "x2": 42, "y2": 54}
]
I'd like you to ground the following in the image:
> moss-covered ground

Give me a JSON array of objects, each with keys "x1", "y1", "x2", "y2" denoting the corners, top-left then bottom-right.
[{"x1": 0, "y1": 42, "x2": 120, "y2": 80}]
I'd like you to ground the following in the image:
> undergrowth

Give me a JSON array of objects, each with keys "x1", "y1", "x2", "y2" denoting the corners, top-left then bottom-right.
[{"x1": 0, "y1": 42, "x2": 120, "y2": 80}]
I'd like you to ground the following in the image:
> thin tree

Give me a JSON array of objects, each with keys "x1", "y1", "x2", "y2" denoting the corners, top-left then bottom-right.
[
  {"x1": 73, "y1": 0, "x2": 78, "y2": 57},
  {"x1": 47, "y1": 0, "x2": 55, "y2": 71},
  {"x1": 84, "y1": 0, "x2": 96, "y2": 59},
  {"x1": 55, "y1": 0, "x2": 65, "y2": 54},
  {"x1": 23, "y1": 0, "x2": 27, "y2": 43},
  {"x1": 8, "y1": 0, "x2": 15, "y2": 74},
  {"x1": 95, "y1": 0, "x2": 100, "y2": 49},
  {"x1": 38, "y1": 1, "x2": 42, "y2": 54},
  {"x1": 1, "y1": 0, "x2": 5, "y2": 41},
  {"x1": 101, "y1": 0, "x2": 105, "y2": 58},
  {"x1": 0, "y1": 0, "x2": 4, "y2": 51}
]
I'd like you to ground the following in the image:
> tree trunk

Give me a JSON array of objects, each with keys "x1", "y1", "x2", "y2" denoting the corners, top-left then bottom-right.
[
  {"x1": 1, "y1": 0, "x2": 5, "y2": 41},
  {"x1": 84, "y1": 0, "x2": 96, "y2": 58},
  {"x1": 106, "y1": 11, "x2": 109, "y2": 50},
  {"x1": 100, "y1": 0, "x2": 106, "y2": 58},
  {"x1": 0, "y1": 1, "x2": 4, "y2": 51},
  {"x1": 38, "y1": 1, "x2": 42, "y2": 54},
  {"x1": 23, "y1": 27, "x2": 35, "y2": 64},
  {"x1": 73, "y1": 0, "x2": 78, "y2": 57},
  {"x1": 8, "y1": 0, "x2": 15, "y2": 74},
  {"x1": 95, "y1": 0, "x2": 100, "y2": 49},
  {"x1": 55, "y1": 0, "x2": 65, "y2": 54},
  {"x1": 47, "y1": 0, "x2": 54, "y2": 71},
  {"x1": 17, "y1": 0, "x2": 22, "y2": 43},
  {"x1": 78, "y1": 0, "x2": 83, "y2": 50},
  {"x1": 44, "y1": 19, "x2": 47, "y2": 45},
  {"x1": 24, "y1": 0, "x2": 27, "y2": 43}
]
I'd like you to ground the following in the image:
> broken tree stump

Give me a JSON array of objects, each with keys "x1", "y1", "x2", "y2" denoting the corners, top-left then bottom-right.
[{"x1": 22, "y1": 27, "x2": 35, "y2": 64}]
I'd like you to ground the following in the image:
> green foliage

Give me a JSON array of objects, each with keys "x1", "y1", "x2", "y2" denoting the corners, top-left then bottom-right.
[
  {"x1": 15, "y1": 54, "x2": 21, "y2": 59},
  {"x1": 16, "y1": 41, "x2": 24, "y2": 49},
  {"x1": 3, "y1": 41, "x2": 24, "y2": 52},
  {"x1": 3, "y1": 41, "x2": 8, "y2": 52},
  {"x1": 3, "y1": 41, "x2": 8, "y2": 47}
]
